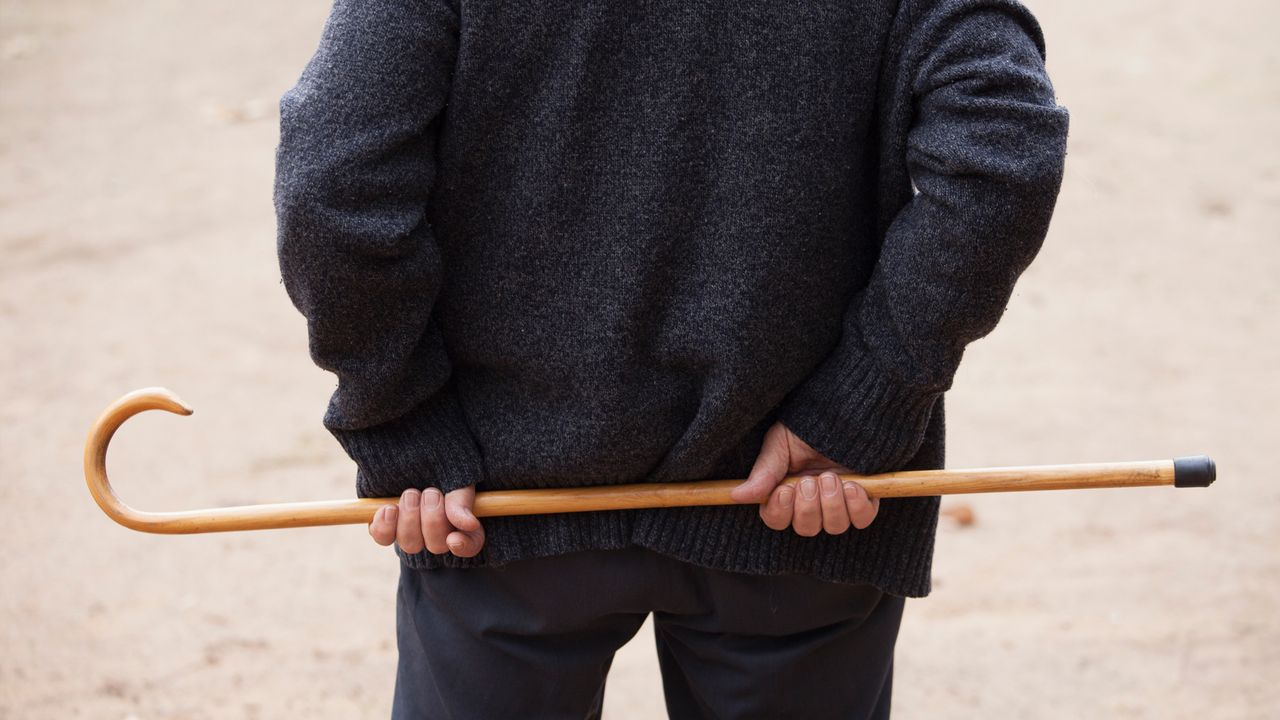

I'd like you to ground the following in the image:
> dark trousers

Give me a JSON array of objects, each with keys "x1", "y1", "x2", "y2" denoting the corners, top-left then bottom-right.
[{"x1": 392, "y1": 547, "x2": 904, "y2": 719}]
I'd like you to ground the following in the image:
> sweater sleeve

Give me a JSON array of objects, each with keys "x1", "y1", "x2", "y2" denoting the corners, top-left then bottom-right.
[
  {"x1": 777, "y1": 0, "x2": 1069, "y2": 475},
  {"x1": 275, "y1": 0, "x2": 486, "y2": 496}
]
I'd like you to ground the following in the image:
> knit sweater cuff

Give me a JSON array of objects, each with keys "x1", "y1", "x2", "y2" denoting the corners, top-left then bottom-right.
[
  {"x1": 777, "y1": 346, "x2": 941, "y2": 476},
  {"x1": 330, "y1": 385, "x2": 488, "y2": 498}
]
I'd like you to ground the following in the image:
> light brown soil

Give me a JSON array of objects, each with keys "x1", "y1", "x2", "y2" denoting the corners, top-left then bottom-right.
[{"x1": 1, "y1": 0, "x2": 1276, "y2": 717}]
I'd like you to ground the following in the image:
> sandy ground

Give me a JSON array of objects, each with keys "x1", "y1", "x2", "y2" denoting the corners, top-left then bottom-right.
[{"x1": 1, "y1": 0, "x2": 1276, "y2": 717}]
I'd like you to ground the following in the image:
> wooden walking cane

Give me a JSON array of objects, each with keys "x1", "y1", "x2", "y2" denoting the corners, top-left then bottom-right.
[{"x1": 84, "y1": 388, "x2": 1217, "y2": 535}]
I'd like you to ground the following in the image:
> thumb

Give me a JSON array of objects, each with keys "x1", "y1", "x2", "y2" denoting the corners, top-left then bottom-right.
[
  {"x1": 443, "y1": 485, "x2": 480, "y2": 531},
  {"x1": 731, "y1": 423, "x2": 790, "y2": 504},
  {"x1": 443, "y1": 485, "x2": 485, "y2": 558}
]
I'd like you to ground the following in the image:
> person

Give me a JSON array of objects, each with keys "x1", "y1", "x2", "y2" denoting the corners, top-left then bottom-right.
[{"x1": 274, "y1": 0, "x2": 1068, "y2": 717}]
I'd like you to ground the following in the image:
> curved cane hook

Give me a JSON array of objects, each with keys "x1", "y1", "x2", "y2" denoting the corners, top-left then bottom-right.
[
  {"x1": 84, "y1": 387, "x2": 195, "y2": 532},
  {"x1": 83, "y1": 387, "x2": 387, "y2": 533}
]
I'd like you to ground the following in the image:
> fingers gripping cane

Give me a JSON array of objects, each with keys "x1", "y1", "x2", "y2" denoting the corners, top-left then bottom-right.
[{"x1": 84, "y1": 388, "x2": 1217, "y2": 535}]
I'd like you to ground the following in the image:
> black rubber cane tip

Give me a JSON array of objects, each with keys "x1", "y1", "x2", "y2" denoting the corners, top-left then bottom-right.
[{"x1": 1173, "y1": 455, "x2": 1216, "y2": 488}]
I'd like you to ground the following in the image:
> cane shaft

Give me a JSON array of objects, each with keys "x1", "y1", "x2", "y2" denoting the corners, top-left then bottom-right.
[
  {"x1": 84, "y1": 389, "x2": 1212, "y2": 535},
  {"x1": 472, "y1": 461, "x2": 1176, "y2": 517}
]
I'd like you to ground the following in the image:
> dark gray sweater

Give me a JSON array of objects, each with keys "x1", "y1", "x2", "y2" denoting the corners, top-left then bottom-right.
[{"x1": 275, "y1": 0, "x2": 1068, "y2": 597}]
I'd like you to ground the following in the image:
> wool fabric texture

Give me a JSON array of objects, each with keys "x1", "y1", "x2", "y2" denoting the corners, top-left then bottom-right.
[{"x1": 275, "y1": 0, "x2": 1069, "y2": 597}]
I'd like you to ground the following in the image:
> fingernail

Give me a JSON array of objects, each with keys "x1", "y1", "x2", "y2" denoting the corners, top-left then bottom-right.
[
  {"x1": 402, "y1": 490, "x2": 420, "y2": 508},
  {"x1": 800, "y1": 476, "x2": 817, "y2": 500},
  {"x1": 820, "y1": 473, "x2": 838, "y2": 497},
  {"x1": 779, "y1": 486, "x2": 795, "y2": 508},
  {"x1": 424, "y1": 489, "x2": 441, "y2": 509}
]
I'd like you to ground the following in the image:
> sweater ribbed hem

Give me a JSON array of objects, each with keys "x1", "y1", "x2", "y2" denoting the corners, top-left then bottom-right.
[
  {"x1": 777, "y1": 340, "x2": 941, "y2": 476},
  {"x1": 396, "y1": 497, "x2": 939, "y2": 598},
  {"x1": 331, "y1": 384, "x2": 488, "y2": 497}
]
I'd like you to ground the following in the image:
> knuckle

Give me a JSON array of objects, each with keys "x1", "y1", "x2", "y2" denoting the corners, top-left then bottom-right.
[
  {"x1": 428, "y1": 514, "x2": 452, "y2": 536},
  {"x1": 762, "y1": 514, "x2": 789, "y2": 531},
  {"x1": 823, "y1": 518, "x2": 849, "y2": 535},
  {"x1": 792, "y1": 514, "x2": 819, "y2": 536}
]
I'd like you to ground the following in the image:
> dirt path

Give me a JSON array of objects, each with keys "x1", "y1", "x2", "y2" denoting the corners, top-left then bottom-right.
[{"x1": 1, "y1": 0, "x2": 1275, "y2": 717}]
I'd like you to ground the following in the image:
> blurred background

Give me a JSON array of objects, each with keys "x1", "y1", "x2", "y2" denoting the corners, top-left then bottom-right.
[{"x1": 1, "y1": 0, "x2": 1275, "y2": 717}]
